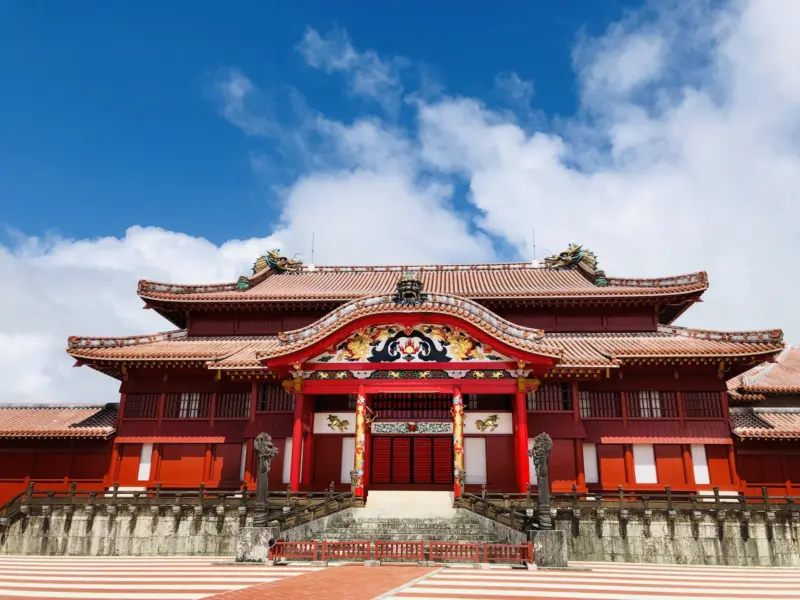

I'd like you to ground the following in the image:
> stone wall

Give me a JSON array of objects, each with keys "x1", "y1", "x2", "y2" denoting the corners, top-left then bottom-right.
[
  {"x1": 0, "y1": 506, "x2": 250, "y2": 556},
  {"x1": 3, "y1": 505, "x2": 800, "y2": 566},
  {"x1": 556, "y1": 511, "x2": 800, "y2": 566}
]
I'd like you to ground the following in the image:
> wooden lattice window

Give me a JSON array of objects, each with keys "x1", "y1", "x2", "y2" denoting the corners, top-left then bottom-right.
[
  {"x1": 123, "y1": 393, "x2": 159, "y2": 419},
  {"x1": 164, "y1": 392, "x2": 211, "y2": 419},
  {"x1": 527, "y1": 383, "x2": 572, "y2": 412},
  {"x1": 215, "y1": 392, "x2": 250, "y2": 419},
  {"x1": 257, "y1": 383, "x2": 294, "y2": 412},
  {"x1": 578, "y1": 390, "x2": 622, "y2": 418},
  {"x1": 627, "y1": 391, "x2": 679, "y2": 418},
  {"x1": 684, "y1": 391, "x2": 722, "y2": 418}
]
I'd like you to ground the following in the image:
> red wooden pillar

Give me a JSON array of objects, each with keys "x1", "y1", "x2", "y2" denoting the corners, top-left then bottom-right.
[
  {"x1": 151, "y1": 444, "x2": 162, "y2": 484},
  {"x1": 290, "y1": 389, "x2": 305, "y2": 492},
  {"x1": 571, "y1": 380, "x2": 581, "y2": 422},
  {"x1": 727, "y1": 443, "x2": 741, "y2": 489},
  {"x1": 301, "y1": 413, "x2": 314, "y2": 488},
  {"x1": 353, "y1": 385, "x2": 368, "y2": 499},
  {"x1": 681, "y1": 444, "x2": 695, "y2": 486},
  {"x1": 202, "y1": 444, "x2": 213, "y2": 483},
  {"x1": 575, "y1": 439, "x2": 586, "y2": 490},
  {"x1": 249, "y1": 380, "x2": 258, "y2": 422},
  {"x1": 452, "y1": 386, "x2": 465, "y2": 498},
  {"x1": 623, "y1": 444, "x2": 635, "y2": 486},
  {"x1": 514, "y1": 378, "x2": 531, "y2": 493},
  {"x1": 243, "y1": 439, "x2": 254, "y2": 486},
  {"x1": 107, "y1": 444, "x2": 121, "y2": 486}
]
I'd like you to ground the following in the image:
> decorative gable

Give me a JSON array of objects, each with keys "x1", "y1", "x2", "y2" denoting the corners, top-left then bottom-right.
[{"x1": 309, "y1": 324, "x2": 513, "y2": 364}]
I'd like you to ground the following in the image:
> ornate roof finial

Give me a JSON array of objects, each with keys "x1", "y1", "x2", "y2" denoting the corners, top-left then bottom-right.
[
  {"x1": 252, "y1": 249, "x2": 304, "y2": 275},
  {"x1": 395, "y1": 271, "x2": 425, "y2": 306},
  {"x1": 545, "y1": 243, "x2": 606, "y2": 285}
]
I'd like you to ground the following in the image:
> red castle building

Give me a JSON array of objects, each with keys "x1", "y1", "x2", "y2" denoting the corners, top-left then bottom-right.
[{"x1": 1, "y1": 244, "x2": 795, "y2": 506}]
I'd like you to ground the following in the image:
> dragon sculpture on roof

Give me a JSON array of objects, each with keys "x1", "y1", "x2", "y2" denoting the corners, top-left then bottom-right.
[
  {"x1": 545, "y1": 243, "x2": 607, "y2": 286},
  {"x1": 253, "y1": 249, "x2": 304, "y2": 275}
]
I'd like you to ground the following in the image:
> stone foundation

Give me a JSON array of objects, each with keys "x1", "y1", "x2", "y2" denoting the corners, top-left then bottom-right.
[
  {"x1": 2, "y1": 505, "x2": 799, "y2": 566},
  {"x1": 556, "y1": 511, "x2": 800, "y2": 566}
]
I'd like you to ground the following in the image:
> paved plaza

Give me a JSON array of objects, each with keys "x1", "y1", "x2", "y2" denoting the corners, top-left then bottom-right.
[{"x1": 2, "y1": 556, "x2": 800, "y2": 600}]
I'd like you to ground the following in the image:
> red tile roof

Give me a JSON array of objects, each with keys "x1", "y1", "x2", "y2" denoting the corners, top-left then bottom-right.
[
  {"x1": 0, "y1": 404, "x2": 117, "y2": 439},
  {"x1": 728, "y1": 346, "x2": 800, "y2": 396},
  {"x1": 66, "y1": 324, "x2": 784, "y2": 374},
  {"x1": 730, "y1": 407, "x2": 800, "y2": 440},
  {"x1": 137, "y1": 263, "x2": 709, "y2": 303}
]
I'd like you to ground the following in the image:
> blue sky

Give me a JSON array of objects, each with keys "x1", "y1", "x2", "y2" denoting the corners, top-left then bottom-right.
[
  {"x1": 1, "y1": 0, "x2": 640, "y2": 246},
  {"x1": 2, "y1": 0, "x2": 800, "y2": 403}
]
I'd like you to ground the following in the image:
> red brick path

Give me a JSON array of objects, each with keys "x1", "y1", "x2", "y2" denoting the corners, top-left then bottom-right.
[{"x1": 206, "y1": 564, "x2": 437, "y2": 600}]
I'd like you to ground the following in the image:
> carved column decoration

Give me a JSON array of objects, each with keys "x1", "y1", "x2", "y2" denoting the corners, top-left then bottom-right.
[
  {"x1": 452, "y1": 387, "x2": 465, "y2": 497},
  {"x1": 529, "y1": 432, "x2": 553, "y2": 530},
  {"x1": 252, "y1": 432, "x2": 279, "y2": 528},
  {"x1": 352, "y1": 385, "x2": 368, "y2": 498}
]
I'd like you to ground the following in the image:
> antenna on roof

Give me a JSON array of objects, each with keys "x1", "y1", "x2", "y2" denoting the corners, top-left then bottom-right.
[
  {"x1": 308, "y1": 232, "x2": 316, "y2": 271},
  {"x1": 532, "y1": 227, "x2": 538, "y2": 267}
]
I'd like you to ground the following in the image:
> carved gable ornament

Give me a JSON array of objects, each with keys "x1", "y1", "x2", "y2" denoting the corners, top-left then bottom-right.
[
  {"x1": 394, "y1": 271, "x2": 425, "y2": 305},
  {"x1": 309, "y1": 324, "x2": 513, "y2": 364}
]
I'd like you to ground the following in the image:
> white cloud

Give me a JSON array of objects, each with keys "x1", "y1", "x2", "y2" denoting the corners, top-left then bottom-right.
[
  {"x1": 3, "y1": 0, "x2": 800, "y2": 404},
  {"x1": 495, "y1": 72, "x2": 534, "y2": 107},
  {"x1": 297, "y1": 27, "x2": 407, "y2": 112}
]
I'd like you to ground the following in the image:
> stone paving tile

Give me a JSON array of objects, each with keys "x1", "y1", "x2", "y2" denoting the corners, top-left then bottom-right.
[{"x1": 205, "y1": 564, "x2": 436, "y2": 600}]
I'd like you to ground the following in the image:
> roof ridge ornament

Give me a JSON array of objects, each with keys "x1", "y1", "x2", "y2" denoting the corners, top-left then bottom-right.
[
  {"x1": 253, "y1": 249, "x2": 304, "y2": 275},
  {"x1": 545, "y1": 243, "x2": 607, "y2": 286},
  {"x1": 394, "y1": 271, "x2": 426, "y2": 306}
]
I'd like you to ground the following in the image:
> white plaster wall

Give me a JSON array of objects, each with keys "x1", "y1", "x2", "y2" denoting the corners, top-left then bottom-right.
[
  {"x1": 282, "y1": 439, "x2": 304, "y2": 484},
  {"x1": 583, "y1": 443, "x2": 599, "y2": 484},
  {"x1": 137, "y1": 444, "x2": 153, "y2": 481},
  {"x1": 340, "y1": 437, "x2": 355, "y2": 484},
  {"x1": 633, "y1": 444, "x2": 657, "y2": 484},
  {"x1": 464, "y1": 437, "x2": 487, "y2": 484},
  {"x1": 691, "y1": 444, "x2": 711, "y2": 484}
]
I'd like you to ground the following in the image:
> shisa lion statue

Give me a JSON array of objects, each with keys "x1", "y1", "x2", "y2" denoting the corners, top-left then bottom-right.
[
  {"x1": 528, "y1": 432, "x2": 554, "y2": 530},
  {"x1": 252, "y1": 433, "x2": 280, "y2": 527}
]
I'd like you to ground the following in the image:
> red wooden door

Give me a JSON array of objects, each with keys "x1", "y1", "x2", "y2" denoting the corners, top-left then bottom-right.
[
  {"x1": 370, "y1": 436, "x2": 453, "y2": 484},
  {"x1": 371, "y1": 437, "x2": 392, "y2": 484},
  {"x1": 413, "y1": 437, "x2": 433, "y2": 483},
  {"x1": 433, "y1": 437, "x2": 454, "y2": 484}
]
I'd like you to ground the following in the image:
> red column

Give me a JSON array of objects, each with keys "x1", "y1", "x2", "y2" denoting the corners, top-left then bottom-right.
[
  {"x1": 151, "y1": 444, "x2": 161, "y2": 484},
  {"x1": 452, "y1": 387, "x2": 465, "y2": 498},
  {"x1": 243, "y1": 439, "x2": 254, "y2": 486},
  {"x1": 623, "y1": 444, "x2": 635, "y2": 486},
  {"x1": 575, "y1": 439, "x2": 586, "y2": 490},
  {"x1": 682, "y1": 444, "x2": 695, "y2": 486},
  {"x1": 514, "y1": 379, "x2": 530, "y2": 493},
  {"x1": 353, "y1": 386, "x2": 368, "y2": 499},
  {"x1": 249, "y1": 380, "x2": 258, "y2": 423},
  {"x1": 290, "y1": 389, "x2": 305, "y2": 492},
  {"x1": 727, "y1": 443, "x2": 741, "y2": 489},
  {"x1": 301, "y1": 422, "x2": 314, "y2": 487}
]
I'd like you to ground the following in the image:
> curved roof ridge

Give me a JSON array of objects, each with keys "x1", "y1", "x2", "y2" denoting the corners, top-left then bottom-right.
[
  {"x1": 657, "y1": 325, "x2": 784, "y2": 344},
  {"x1": 606, "y1": 271, "x2": 708, "y2": 289},
  {"x1": 68, "y1": 329, "x2": 187, "y2": 349},
  {"x1": 257, "y1": 291, "x2": 560, "y2": 360}
]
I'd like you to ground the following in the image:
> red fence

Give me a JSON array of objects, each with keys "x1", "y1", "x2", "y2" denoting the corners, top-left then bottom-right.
[
  {"x1": 271, "y1": 540, "x2": 531, "y2": 564},
  {"x1": 483, "y1": 543, "x2": 534, "y2": 563},
  {"x1": 375, "y1": 541, "x2": 425, "y2": 562},
  {"x1": 429, "y1": 541, "x2": 480, "y2": 563},
  {"x1": 321, "y1": 541, "x2": 372, "y2": 561},
  {"x1": 269, "y1": 541, "x2": 319, "y2": 561}
]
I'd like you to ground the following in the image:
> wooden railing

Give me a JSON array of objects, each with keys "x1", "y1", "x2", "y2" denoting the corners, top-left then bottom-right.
[
  {"x1": 0, "y1": 481, "x2": 355, "y2": 530},
  {"x1": 455, "y1": 485, "x2": 800, "y2": 532}
]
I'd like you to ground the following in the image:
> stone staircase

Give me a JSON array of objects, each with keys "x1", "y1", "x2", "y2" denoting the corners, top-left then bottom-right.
[{"x1": 280, "y1": 491, "x2": 526, "y2": 544}]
